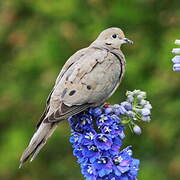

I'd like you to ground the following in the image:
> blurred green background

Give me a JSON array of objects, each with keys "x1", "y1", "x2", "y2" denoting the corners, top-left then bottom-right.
[{"x1": 0, "y1": 0, "x2": 180, "y2": 179}]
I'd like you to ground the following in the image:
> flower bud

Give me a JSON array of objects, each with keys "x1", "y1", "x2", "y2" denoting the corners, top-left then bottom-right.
[
  {"x1": 144, "y1": 103, "x2": 152, "y2": 110},
  {"x1": 173, "y1": 64, "x2": 180, "y2": 71},
  {"x1": 172, "y1": 48, "x2": 180, "y2": 54},
  {"x1": 105, "y1": 107, "x2": 113, "y2": 114},
  {"x1": 127, "y1": 95, "x2": 134, "y2": 103},
  {"x1": 172, "y1": 56, "x2": 180, "y2": 64},
  {"x1": 133, "y1": 125, "x2": 142, "y2": 135},
  {"x1": 175, "y1": 40, "x2": 180, "y2": 45},
  {"x1": 140, "y1": 99, "x2": 146, "y2": 106},
  {"x1": 141, "y1": 108, "x2": 151, "y2": 116},
  {"x1": 142, "y1": 116, "x2": 151, "y2": 122}
]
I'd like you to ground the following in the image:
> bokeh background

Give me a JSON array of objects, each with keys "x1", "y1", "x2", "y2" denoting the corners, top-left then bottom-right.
[{"x1": 0, "y1": 0, "x2": 180, "y2": 179}]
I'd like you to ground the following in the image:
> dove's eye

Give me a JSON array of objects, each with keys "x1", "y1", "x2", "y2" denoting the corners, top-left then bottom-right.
[{"x1": 112, "y1": 34, "x2": 117, "y2": 39}]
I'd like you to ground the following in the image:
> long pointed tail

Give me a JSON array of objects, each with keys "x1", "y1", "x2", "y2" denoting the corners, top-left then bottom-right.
[{"x1": 19, "y1": 122, "x2": 57, "y2": 168}]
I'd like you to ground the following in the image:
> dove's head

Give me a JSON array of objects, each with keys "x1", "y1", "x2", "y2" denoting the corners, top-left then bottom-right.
[{"x1": 91, "y1": 27, "x2": 133, "y2": 50}]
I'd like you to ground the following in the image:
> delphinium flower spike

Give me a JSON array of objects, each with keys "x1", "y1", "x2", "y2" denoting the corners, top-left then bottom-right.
[
  {"x1": 68, "y1": 90, "x2": 152, "y2": 180},
  {"x1": 172, "y1": 39, "x2": 180, "y2": 72}
]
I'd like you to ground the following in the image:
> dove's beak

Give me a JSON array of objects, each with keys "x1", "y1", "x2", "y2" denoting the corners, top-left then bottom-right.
[{"x1": 123, "y1": 38, "x2": 133, "y2": 44}]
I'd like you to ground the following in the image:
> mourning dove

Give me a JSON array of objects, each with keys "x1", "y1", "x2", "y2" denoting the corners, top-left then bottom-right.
[{"x1": 19, "y1": 27, "x2": 133, "y2": 167}]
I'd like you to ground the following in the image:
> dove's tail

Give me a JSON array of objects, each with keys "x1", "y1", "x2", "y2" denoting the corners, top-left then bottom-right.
[{"x1": 19, "y1": 122, "x2": 57, "y2": 168}]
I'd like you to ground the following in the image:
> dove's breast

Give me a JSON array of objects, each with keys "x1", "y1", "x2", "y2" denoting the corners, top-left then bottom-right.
[{"x1": 51, "y1": 48, "x2": 125, "y2": 107}]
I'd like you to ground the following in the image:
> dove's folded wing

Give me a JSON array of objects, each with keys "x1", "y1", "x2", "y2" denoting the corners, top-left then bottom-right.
[
  {"x1": 37, "y1": 48, "x2": 88, "y2": 127},
  {"x1": 55, "y1": 48, "x2": 88, "y2": 85},
  {"x1": 44, "y1": 48, "x2": 121, "y2": 123}
]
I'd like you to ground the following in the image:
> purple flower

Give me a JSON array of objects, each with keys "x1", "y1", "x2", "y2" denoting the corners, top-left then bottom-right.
[
  {"x1": 72, "y1": 145, "x2": 83, "y2": 159},
  {"x1": 112, "y1": 147, "x2": 140, "y2": 178},
  {"x1": 68, "y1": 114, "x2": 93, "y2": 133},
  {"x1": 101, "y1": 125, "x2": 112, "y2": 134},
  {"x1": 173, "y1": 64, "x2": 180, "y2": 71},
  {"x1": 172, "y1": 56, "x2": 180, "y2": 63},
  {"x1": 113, "y1": 104, "x2": 127, "y2": 115},
  {"x1": 172, "y1": 48, "x2": 180, "y2": 54},
  {"x1": 81, "y1": 164, "x2": 96, "y2": 180},
  {"x1": 69, "y1": 132, "x2": 80, "y2": 144},
  {"x1": 139, "y1": 99, "x2": 146, "y2": 106},
  {"x1": 80, "y1": 131, "x2": 96, "y2": 146},
  {"x1": 142, "y1": 116, "x2": 151, "y2": 122},
  {"x1": 111, "y1": 114, "x2": 121, "y2": 123},
  {"x1": 82, "y1": 145, "x2": 101, "y2": 163},
  {"x1": 127, "y1": 95, "x2": 134, "y2": 103},
  {"x1": 113, "y1": 155, "x2": 130, "y2": 176},
  {"x1": 100, "y1": 124, "x2": 124, "y2": 138},
  {"x1": 68, "y1": 90, "x2": 151, "y2": 180},
  {"x1": 104, "y1": 107, "x2": 113, "y2": 114},
  {"x1": 126, "y1": 111, "x2": 136, "y2": 118},
  {"x1": 144, "y1": 103, "x2": 152, "y2": 110},
  {"x1": 121, "y1": 101, "x2": 132, "y2": 111},
  {"x1": 129, "y1": 159, "x2": 140, "y2": 177},
  {"x1": 94, "y1": 156, "x2": 113, "y2": 177},
  {"x1": 141, "y1": 108, "x2": 151, "y2": 116},
  {"x1": 94, "y1": 134, "x2": 113, "y2": 150},
  {"x1": 172, "y1": 40, "x2": 180, "y2": 71},
  {"x1": 111, "y1": 136, "x2": 122, "y2": 152},
  {"x1": 97, "y1": 114, "x2": 114, "y2": 127},
  {"x1": 89, "y1": 107, "x2": 103, "y2": 117}
]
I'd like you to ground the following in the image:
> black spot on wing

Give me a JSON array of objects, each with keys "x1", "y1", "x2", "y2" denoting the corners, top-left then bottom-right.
[
  {"x1": 87, "y1": 85, "x2": 91, "y2": 90},
  {"x1": 69, "y1": 90, "x2": 76, "y2": 96}
]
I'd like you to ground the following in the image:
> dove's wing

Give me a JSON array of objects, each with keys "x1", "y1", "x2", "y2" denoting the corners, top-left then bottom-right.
[
  {"x1": 55, "y1": 48, "x2": 88, "y2": 85},
  {"x1": 37, "y1": 48, "x2": 88, "y2": 128},
  {"x1": 44, "y1": 48, "x2": 124, "y2": 123}
]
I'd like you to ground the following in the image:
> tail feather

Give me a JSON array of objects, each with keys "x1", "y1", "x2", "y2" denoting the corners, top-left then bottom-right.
[{"x1": 19, "y1": 122, "x2": 57, "y2": 168}]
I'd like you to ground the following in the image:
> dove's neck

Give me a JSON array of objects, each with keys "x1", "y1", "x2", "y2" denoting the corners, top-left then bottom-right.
[
  {"x1": 111, "y1": 49, "x2": 125, "y2": 62},
  {"x1": 110, "y1": 49, "x2": 126, "y2": 70},
  {"x1": 90, "y1": 41, "x2": 125, "y2": 62},
  {"x1": 90, "y1": 40, "x2": 120, "y2": 51}
]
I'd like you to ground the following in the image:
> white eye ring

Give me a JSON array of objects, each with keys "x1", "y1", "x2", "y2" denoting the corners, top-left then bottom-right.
[{"x1": 112, "y1": 34, "x2": 118, "y2": 39}]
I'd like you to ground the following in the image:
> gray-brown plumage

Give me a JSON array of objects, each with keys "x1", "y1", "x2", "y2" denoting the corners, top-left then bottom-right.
[{"x1": 19, "y1": 27, "x2": 133, "y2": 167}]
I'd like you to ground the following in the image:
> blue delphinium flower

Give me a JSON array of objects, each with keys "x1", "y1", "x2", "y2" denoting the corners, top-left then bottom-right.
[
  {"x1": 172, "y1": 56, "x2": 180, "y2": 71},
  {"x1": 68, "y1": 90, "x2": 152, "y2": 180},
  {"x1": 172, "y1": 40, "x2": 180, "y2": 72}
]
